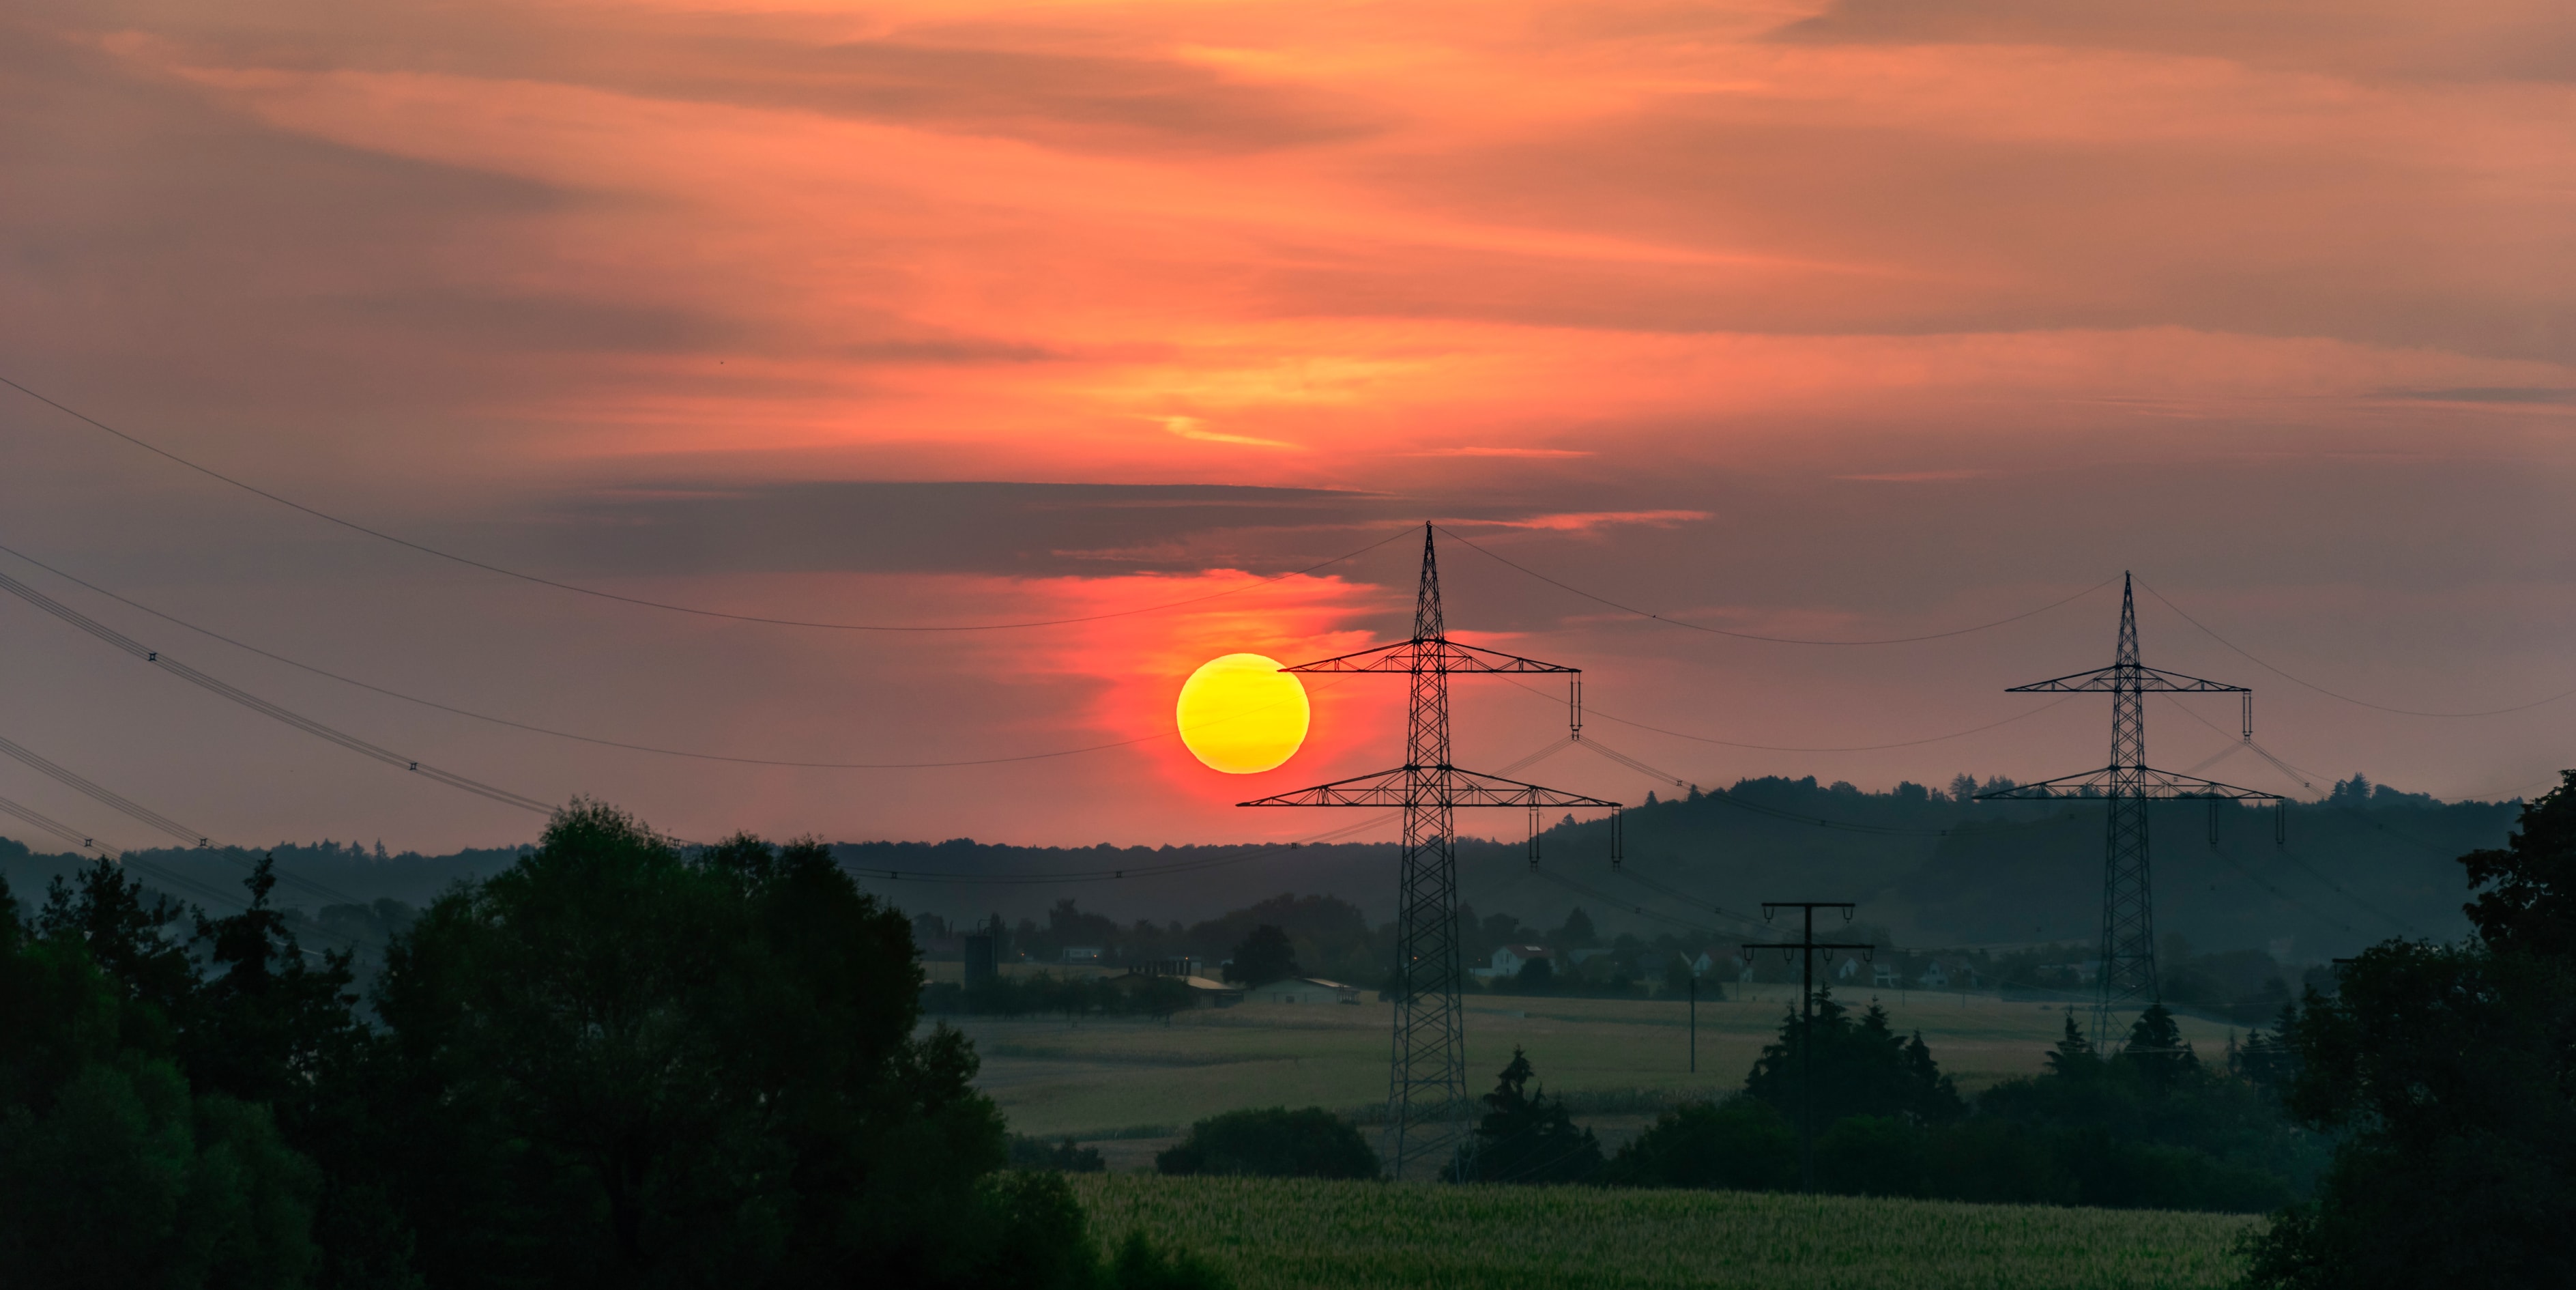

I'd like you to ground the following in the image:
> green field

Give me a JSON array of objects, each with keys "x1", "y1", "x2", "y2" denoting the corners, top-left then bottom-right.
[
  {"x1": 1075, "y1": 1175, "x2": 2259, "y2": 1290},
  {"x1": 955, "y1": 986, "x2": 2241, "y2": 1144}
]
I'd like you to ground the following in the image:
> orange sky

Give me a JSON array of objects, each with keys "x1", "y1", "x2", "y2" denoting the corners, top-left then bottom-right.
[{"x1": 1, "y1": 0, "x2": 2571, "y2": 859}]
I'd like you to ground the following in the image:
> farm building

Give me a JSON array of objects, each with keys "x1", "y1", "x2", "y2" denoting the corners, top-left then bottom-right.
[
  {"x1": 1249, "y1": 977, "x2": 1362, "y2": 1005},
  {"x1": 1105, "y1": 971, "x2": 1243, "y2": 1008}
]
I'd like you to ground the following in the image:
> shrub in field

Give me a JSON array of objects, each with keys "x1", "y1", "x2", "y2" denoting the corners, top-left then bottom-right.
[
  {"x1": 1157, "y1": 1107, "x2": 1380, "y2": 1179},
  {"x1": 1446, "y1": 1046, "x2": 1602, "y2": 1184},
  {"x1": 1603, "y1": 1097, "x2": 1794, "y2": 1191},
  {"x1": 1014, "y1": 1134, "x2": 1108, "y2": 1173}
]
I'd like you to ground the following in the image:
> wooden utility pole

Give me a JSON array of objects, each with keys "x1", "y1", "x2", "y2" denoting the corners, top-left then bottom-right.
[{"x1": 1743, "y1": 901, "x2": 1872, "y2": 1193}]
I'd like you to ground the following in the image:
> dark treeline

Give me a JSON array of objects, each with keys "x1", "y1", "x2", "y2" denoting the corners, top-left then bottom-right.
[
  {"x1": 0, "y1": 802, "x2": 1223, "y2": 1290},
  {"x1": 5, "y1": 769, "x2": 2513, "y2": 978},
  {"x1": 1434, "y1": 999, "x2": 2316, "y2": 1211}
]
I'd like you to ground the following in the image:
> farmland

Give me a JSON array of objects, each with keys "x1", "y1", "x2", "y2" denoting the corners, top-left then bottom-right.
[
  {"x1": 1074, "y1": 1175, "x2": 2260, "y2": 1290},
  {"x1": 953, "y1": 985, "x2": 2244, "y2": 1145}
]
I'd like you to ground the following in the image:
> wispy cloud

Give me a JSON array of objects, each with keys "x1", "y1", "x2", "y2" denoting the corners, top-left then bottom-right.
[
  {"x1": 1155, "y1": 416, "x2": 1303, "y2": 450},
  {"x1": 1408, "y1": 446, "x2": 1594, "y2": 458},
  {"x1": 1447, "y1": 510, "x2": 1711, "y2": 533}
]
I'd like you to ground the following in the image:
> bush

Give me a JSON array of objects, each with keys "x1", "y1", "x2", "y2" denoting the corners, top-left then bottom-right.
[
  {"x1": 1157, "y1": 1108, "x2": 1379, "y2": 1179},
  {"x1": 1013, "y1": 1134, "x2": 1107, "y2": 1173},
  {"x1": 1603, "y1": 1098, "x2": 1794, "y2": 1191}
]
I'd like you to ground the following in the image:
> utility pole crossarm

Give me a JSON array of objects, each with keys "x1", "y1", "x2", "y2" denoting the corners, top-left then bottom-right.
[
  {"x1": 2006, "y1": 664, "x2": 2249, "y2": 693},
  {"x1": 1976, "y1": 767, "x2": 2281, "y2": 803},
  {"x1": 1282, "y1": 639, "x2": 1580, "y2": 675},
  {"x1": 1239, "y1": 766, "x2": 1620, "y2": 810}
]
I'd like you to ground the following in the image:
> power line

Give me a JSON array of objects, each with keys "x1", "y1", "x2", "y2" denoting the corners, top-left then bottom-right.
[
  {"x1": 0, "y1": 730, "x2": 374, "y2": 910},
  {"x1": 1499, "y1": 672, "x2": 2079, "y2": 752},
  {"x1": 0, "y1": 566, "x2": 556, "y2": 814},
  {"x1": 2136, "y1": 579, "x2": 2576, "y2": 718},
  {"x1": 1, "y1": 373, "x2": 1415, "y2": 632},
  {"x1": 0, "y1": 541, "x2": 1365, "y2": 771},
  {"x1": 1529, "y1": 865, "x2": 1730, "y2": 939},
  {"x1": 0, "y1": 790, "x2": 364, "y2": 953},
  {"x1": 852, "y1": 737, "x2": 1579, "y2": 885},
  {"x1": 1574, "y1": 736, "x2": 1956, "y2": 837},
  {"x1": 1437, "y1": 525, "x2": 2111, "y2": 645}
]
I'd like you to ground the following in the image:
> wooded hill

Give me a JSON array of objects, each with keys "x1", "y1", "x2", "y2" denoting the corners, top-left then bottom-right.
[{"x1": 0, "y1": 775, "x2": 2519, "y2": 969}]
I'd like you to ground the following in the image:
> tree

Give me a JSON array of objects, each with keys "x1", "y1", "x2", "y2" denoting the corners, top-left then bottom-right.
[
  {"x1": 1743, "y1": 992, "x2": 1964, "y2": 1129},
  {"x1": 0, "y1": 872, "x2": 322, "y2": 1289},
  {"x1": 368, "y1": 802, "x2": 1217, "y2": 1289},
  {"x1": 1225, "y1": 923, "x2": 1299, "y2": 987},
  {"x1": 1555, "y1": 907, "x2": 1597, "y2": 947},
  {"x1": 2113, "y1": 1003, "x2": 2197, "y2": 1093},
  {"x1": 1447, "y1": 1046, "x2": 1601, "y2": 1184},
  {"x1": 1155, "y1": 1107, "x2": 1378, "y2": 1179},
  {"x1": 2243, "y1": 771, "x2": 2576, "y2": 1289},
  {"x1": 2042, "y1": 1013, "x2": 2096, "y2": 1078},
  {"x1": 1604, "y1": 1098, "x2": 1794, "y2": 1191}
]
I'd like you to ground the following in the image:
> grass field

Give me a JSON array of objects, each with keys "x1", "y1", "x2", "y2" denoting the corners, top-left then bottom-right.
[
  {"x1": 955, "y1": 987, "x2": 2242, "y2": 1143},
  {"x1": 1073, "y1": 1175, "x2": 2260, "y2": 1290}
]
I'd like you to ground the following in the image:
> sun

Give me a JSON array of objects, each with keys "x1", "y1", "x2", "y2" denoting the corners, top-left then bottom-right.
[{"x1": 1176, "y1": 653, "x2": 1309, "y2": 774}]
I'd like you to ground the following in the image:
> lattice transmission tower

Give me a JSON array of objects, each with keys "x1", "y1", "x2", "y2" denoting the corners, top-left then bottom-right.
[
  {"x1": 1241, "y1": 525, "x2": 1619, "y2": 1177},
  {"x1": 1978, "y1": 573, "x2": 2282, "y2": 1046}
]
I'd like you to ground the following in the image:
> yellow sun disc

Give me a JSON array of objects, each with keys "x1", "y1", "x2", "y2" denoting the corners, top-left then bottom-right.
[{"x1": 1176, "y1": 653, "x2": 1309, "y2": 774}]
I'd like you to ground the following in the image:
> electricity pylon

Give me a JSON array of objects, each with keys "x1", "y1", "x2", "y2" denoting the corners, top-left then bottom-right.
[
  {"x1": 1241, "y1": 525, "x2": 1619, "y2": 1178},
  {"x1": 1978, "y1": 573, "x2": 2281, "y2": 1047}
]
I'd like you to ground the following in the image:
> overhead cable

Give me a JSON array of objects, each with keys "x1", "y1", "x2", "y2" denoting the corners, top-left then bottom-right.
[
  {"x1": 851, "y1": 736, "x2": 1582, "y2": 885},
  {"x1": 1, "y1": 373, "x2": 1413, "y2": 632},
  {"x1": 0, "y1": 730, "x2": 373, "y2": 908},
  {"x1": 1438, "y1": 525, "x2": 2111, "y2": 645},
  {"x1": 0, "y1": 567, "x2": 553, "y2": 814},
  {"x1": 0, "y1": 791, "x2": 362, "y2": 952},
  {"x1": 2137, "y1": 579, "x2": 2576, "y2": 717},
  {"x1": 0, "y1": 543, "x2": 1351, "y2": 771},
  {"x1": 1500, "y1": 673, "x2": 2076, "y2": 752},
  {"x1": 1573, "y1": 736, "x2": 1956, "y2": 837}
]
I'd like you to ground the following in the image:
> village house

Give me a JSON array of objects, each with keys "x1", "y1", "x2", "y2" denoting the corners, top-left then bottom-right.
[{"x1": 1472, "y1": 944, "x2": 1553, "y2": 980}]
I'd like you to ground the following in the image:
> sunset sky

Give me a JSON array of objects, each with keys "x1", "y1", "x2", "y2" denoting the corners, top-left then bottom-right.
[{"x1": 3, "y1": 0, "x2": 2571, "y2": 854}]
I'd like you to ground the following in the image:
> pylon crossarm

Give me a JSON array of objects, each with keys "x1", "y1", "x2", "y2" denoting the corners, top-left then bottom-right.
[
  {"x1": 1280, "y1": 639, "x2": 1582, "y2": 675},
  {"x1": 2007, "y1": 664, "x2": 2249, "y2": 693},
  {"x1": 1239, "y1": 764, "x2": 1620, "y2": 809},
  {"x1": 1977, "y1": 766, "x2": 2281, "y2": 801}
]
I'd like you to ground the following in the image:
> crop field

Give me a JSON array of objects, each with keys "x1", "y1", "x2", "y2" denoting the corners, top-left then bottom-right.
[
  {"x1": 1074, "y1": 1175, "x2": 2259, "y2": 1290},
  {"x1": 953, "y1": 987, "x2": 2241, "y2": 1142}
]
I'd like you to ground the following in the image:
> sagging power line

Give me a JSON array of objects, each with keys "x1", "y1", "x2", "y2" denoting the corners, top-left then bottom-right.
[
  {"x1": 1438, "y1": 524, "x2": 2113, "y2": 645},
  {"x1": 3, "y1": 371, "x2": 1416, "y2": 633},
  {"x1": 0, "y1": 564, "x2": 552, "y2": 814}
]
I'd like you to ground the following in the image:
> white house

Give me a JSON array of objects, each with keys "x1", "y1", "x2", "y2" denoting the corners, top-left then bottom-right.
[
  {"x1": 1920, "y1": 961, "x2": 1952, "y2": 989},
  {"x1": 1473, "y1": 944, "x2": 1553, "y2": 980},
  {"x1": 1836, "y1": 956, "x2": 1861, "y2": 981},
  {"x1": 1872, "y1": 961, "x2": 1899, "y2": 988},
  {"x1": 1250, "y1": 977, "x2": 1362, "y2": 1005}
]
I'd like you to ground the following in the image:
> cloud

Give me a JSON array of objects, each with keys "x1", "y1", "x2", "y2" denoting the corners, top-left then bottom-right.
[
  {"x1": 1769, "y1": 0, "x2": 2576, "y2": 84},
  {"x1": 1408, "y1": 446, "x2": 1594, "y2": 458},
  {"x1": 1156, "y1": 416, "x2": 1303, "y2": 450},
  {"x1": 1445, "y1": 510, "x2": 1711, "y2": 534}
]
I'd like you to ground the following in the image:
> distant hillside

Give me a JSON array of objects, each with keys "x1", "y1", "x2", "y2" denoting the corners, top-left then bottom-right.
[{"x1": 0, "y1": 774, "x2": 2523, "y2": 966}]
